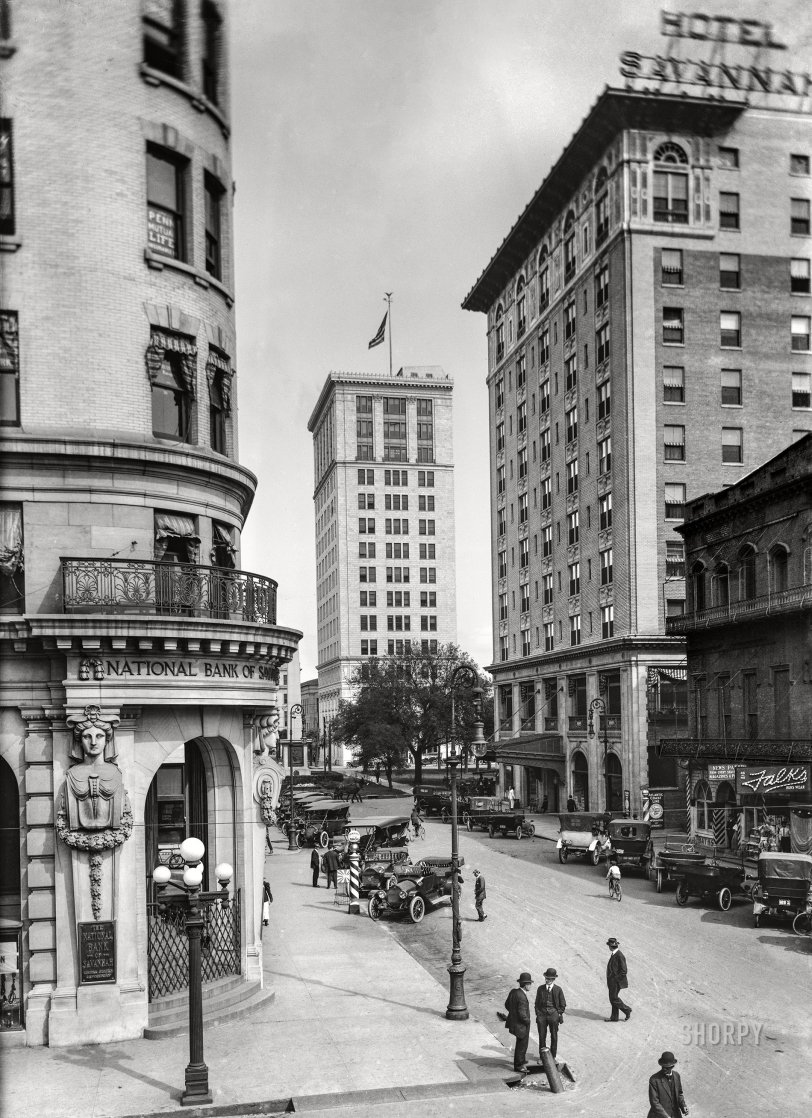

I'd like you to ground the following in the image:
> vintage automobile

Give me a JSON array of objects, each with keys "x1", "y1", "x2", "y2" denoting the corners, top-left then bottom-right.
[
  {"x1": 466, "y1": 796, "x2": 535, "y2": 839},
  {"x1": 752, "y1": 852, "x2": 812, "y2": 927},
  {"x1": 673, "y1": 863, "x2": 752, "y2": 912},
  {"x1": 360, "y1": 848, "x2": 414, "y2": 895},
  {"x1": 331, "y1": 815, "x2": 412, "y2": 858},
  {"x1": 556, "y1": 813, "x2": 612, "y2": 864},
  {"x1": 289, "y1": 800, "x2": 350, "y2": 848},
  {"x1": 413, "y1": 784, "x2": 452, "y2": 817},
  {"x1": 601, "y1": 819, "x2": 653, "y2": 874},
  {"x1": 367, "y1": 863, "x2": 457, "y2": 923},
  {"x1": 649, "y1": 835, "x2": 707, "y2": 893}
]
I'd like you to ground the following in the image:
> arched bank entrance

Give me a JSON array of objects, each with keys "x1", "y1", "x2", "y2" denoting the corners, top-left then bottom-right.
[
  {"x1": 144, "y1": 737, "x2": 241, "y2": 1001},
  {"x1": 0, "y1": 757, "x2": 23, "y2": 1031},
  {"x1": 606, "y1": 753, "x2": 623, "y2": 814}
]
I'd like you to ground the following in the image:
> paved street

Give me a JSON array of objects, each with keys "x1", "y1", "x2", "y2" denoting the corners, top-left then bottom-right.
[{"x1": 372, "y1": 799, "x2": 812, "y2": 1117}]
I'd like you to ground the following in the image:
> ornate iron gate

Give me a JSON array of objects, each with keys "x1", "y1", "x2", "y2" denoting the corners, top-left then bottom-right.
[{"x1": 147, "y1": 891, "x2": 241, "y2": 1000}]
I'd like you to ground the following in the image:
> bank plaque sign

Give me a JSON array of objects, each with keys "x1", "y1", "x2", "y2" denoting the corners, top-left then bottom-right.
[{"x1": 79, "y1": 921, "x2": 116, "y2": 985}]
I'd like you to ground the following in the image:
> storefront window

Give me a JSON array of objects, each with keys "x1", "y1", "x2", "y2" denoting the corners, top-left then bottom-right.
[{"x1": 694, "y1": 779, "x2": 712, "y2": 831}]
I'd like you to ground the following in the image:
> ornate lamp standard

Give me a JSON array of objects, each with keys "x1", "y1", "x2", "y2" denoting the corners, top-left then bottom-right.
[
  {"x1": 152, "y1": 838, "x2": 232, "y2": 1107},
  {"x1": 587, "y1": 696, "x2": 610, "y2": 812},
  {"x1": 445, "y1": 665, "x2": 485, "y2": 1020},
  {"x1": 287, "y1": 702, "x2": 303, "y2": 850}
]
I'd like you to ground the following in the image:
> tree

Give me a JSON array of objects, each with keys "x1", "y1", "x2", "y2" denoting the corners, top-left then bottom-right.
[{"x1": 331, "y1": 643, "x2": 491, "y2": 785}]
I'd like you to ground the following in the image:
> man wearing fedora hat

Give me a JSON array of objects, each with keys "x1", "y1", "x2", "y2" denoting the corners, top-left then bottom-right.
[
  {"x1": 534, "y1": 967, "x2": 566, "y2": 1059},
  {"x1": 605, "y1": 937, "x2": 632, "y2": 1022},
  {"x1": 503, "y1": 972, "x2": 533, "y2": 1072},
  {"x1": 647, "y1": 1051, "x2": 689, "y2": 1117}
]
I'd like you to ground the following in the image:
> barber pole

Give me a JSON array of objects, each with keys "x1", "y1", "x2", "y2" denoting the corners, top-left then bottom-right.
[
  {"x1": 642, "y1": 788, "x2": 651, "y2": 824},
  {"x1": 346, "y1": 829, "x2": 361, "y2": 914}
]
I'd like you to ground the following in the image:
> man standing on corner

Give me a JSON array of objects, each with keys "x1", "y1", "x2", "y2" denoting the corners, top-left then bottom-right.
[
  {"x1": 647, "y1": 1051, "x2": 689, "y2": 1117},
  {"x1": 535, "y1": 967, "x2": 566, "y2": 1059},
  {"x1": 309, "y1": 846, "x2": 321, "y2": 888},
  {"x1": 503, "y1": 972, "x2": 533, "y2": 1073},
  {"x1": 605, "y1": 937, "x2": 632, "y2": 1021},
  {"x1": 473, "y1": 868, "x2": 487, "y2": 920},
  {"x1": 322, "y1": 844, "x2": 340, "y2": 890}
]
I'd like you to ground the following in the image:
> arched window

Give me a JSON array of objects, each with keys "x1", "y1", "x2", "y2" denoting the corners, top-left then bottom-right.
[
  {"x1": 563, "y1": 212, "x2": 576, "y2": 282},
  {"x1": 653, "y1": 142, "x2": 688, "y2": 165},
  {"x1": 595, "y1": 166, "x2": 608, "y2": 193},
  {"x1": 596, "y1": 167, "x2": 609, "y2": 244},
  {"x1": 495, "y1": 304, "x2": 505, "y2": 361},
  {"x1": 694, "y1": 779, "x2": 712, "y2": 831},
  {"x1": 738, "y1": 545, "x2": 757, "y2": 600},
  {"x1": 564, "y1": 210, "x2": 576, "y2": 233},
  {"x1": 571, "y1": 750, "x2": 589, "y2": 812},
  {"x1": 714, "y1": 563, "x2": 729, "y2": 607},
  {"x1": 770, "y1": 545, "x2": 789, "y2": 593},
  {"x1": 538, "y1": 249, "x2": 549, "y2": 310},
  {"x1": 605, "y1": 753, "x2": 622, "y2": 813},
  {"x1": 691, "y1": 562, "x2": 706, "y2": 613},
  {"x1": 516, "y1": 276, "x2": 526, "y2": 338}
]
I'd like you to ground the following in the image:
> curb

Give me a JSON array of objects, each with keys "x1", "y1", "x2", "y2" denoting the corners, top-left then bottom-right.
[{"x1": 110, "y1": 1076, "x2": 512, "y2": 1118}]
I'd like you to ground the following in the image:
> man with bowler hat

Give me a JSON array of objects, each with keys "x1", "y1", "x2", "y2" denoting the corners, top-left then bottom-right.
[
  {"x1": 534, "y1": 967, "x2": 566, "y2": 1058},
  {"x1": 309, "y1": 846, "x2": 321, "y2": 887},
  {"x1": 647, "y1": 1051, "x2": 689, "y2": 1117},
  {"x1": 605, "y1": 937, "x2": 631, "y2": 1021},
  {"x1": 503, "y1": 972, "x2": 533, "y2": 1072}
]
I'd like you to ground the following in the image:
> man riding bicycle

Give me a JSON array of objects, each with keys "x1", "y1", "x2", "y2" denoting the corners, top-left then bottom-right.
[
  {"x1": 411, "y1": 805, "x2": 423, "y2": 839},
  {"x1": 606, "y1": 856, "x2": 622, "y2": 898}
]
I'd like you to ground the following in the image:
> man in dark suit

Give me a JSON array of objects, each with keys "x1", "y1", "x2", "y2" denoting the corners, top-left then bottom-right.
[
  {"x1": 309, "y1": 847, "x2": 321, "y2": 887},
  {"x1": 504, "y1": 972, "x2": 533, "y2": 1072},
  {"x1": 605, "y1": 936, "x2": 632, "y2": 1021},
  {"x1": 647, "y1": 1051, "x2": 689, "y2": 1117},
  {"x1": 473, "y1": 869, "x2": 487, "y2": 920},
  {"x1": 534, "y1": 967, "x2": 566, "y2": 1058},
  {"x1": 322, "y1": 845, "x2": 340, "y2": 889}
]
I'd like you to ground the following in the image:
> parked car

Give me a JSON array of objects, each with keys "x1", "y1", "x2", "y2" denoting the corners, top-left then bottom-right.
[
  {"x1": 601, "y1": 819, "x2": 653, "y2": 874},
  {"x1": 360, "y1": 849, "x2": 413, "y2": 895},
  {"x1": 331, "y1": 815, "x2": 412, "y2": 859},
  {"x1": 556, "y1": 813, "x2": 611, "y2": 864},
  {"x1": 290, "y1": 801, "x2": 350, "y2": 848},
  {"x1": 367, "y1": 864, "x2": 456, "y2": 923},
  {"x1": 466, "y1": 796, "x2": 535, "y2": 839},
  {"x1": 412, "y1": 784, "x2": 452, "y2": 816},
  {"x1": 752, "y1": 852, "x2": 812, "y2": 927}
]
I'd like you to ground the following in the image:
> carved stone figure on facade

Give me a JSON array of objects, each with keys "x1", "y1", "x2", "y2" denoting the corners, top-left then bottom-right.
[
  {"x1": 254, "y1": 712, "x2": 280, "y2": 762},
  {"x1": 57, "y1": 706, "x2": 133, "y2": 850}
]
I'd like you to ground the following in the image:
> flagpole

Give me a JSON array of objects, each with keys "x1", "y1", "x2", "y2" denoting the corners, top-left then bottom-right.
[{"x1": 384, "y1": 292, "x2": 393, "y2": 376}]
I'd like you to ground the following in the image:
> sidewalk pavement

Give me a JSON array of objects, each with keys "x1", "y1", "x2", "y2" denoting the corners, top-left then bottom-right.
[{"x1": 0, "y1": 843, "x2": 519, "y2": 1118}]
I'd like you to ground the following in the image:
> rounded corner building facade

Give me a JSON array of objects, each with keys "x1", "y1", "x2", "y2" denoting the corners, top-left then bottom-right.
[{"x1": 0, "y1": 2, "x2": 301, "y2": 1046}]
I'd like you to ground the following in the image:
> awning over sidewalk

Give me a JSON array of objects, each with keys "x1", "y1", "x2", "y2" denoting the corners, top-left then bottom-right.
[{"x1": 496, "y1": 734, "x2": 566, "y2": 780}]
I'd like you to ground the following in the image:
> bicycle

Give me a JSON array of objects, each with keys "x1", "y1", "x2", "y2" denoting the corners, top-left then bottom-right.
[
  {"x1": 609, "y1": 876, "x2": 622, "y2": 902},
  {"x1": 792, "y1": 909, "x2": 811, "y2": 936}
]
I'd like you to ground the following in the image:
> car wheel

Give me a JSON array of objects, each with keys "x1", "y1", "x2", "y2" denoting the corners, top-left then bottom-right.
[
  {"x1": 409, "y1": 895, "x2": 425, "y2": 923},
  {"x1": 675, "y1": 881, "x2": 689, "y2": 906},
  {"x1": 718, "y1": 887, "x2": 732, "y2": 912},
  {"x1": 656, "y1": 869, "x2": 663, "y2": 894},
  {"x1": 488, "y1": 824, "x2": 496, "y2": 839},
  {"x1": 319, "y1": 831, "x2": 329, "y2": 849},
  {"x1": 558, "y1": 848, "x2": 568, "y2": 864},
  {"x1": 368, "y1": 895, "x2": 382, "y2": 921},
  {"x1": 515, "y1": 826, "x2": 523, "y2": 840},
  {"x1": 295, "y1": 832, "x2": 305, "y2": 850},
  {"x1": 591, "y1": 846, "x2": 601, "y2": 866},
  {"x1": 525, "y1": 823, "x2": 536, "y2": 838}
]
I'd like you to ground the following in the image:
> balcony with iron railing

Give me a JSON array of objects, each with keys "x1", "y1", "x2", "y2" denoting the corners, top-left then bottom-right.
[
  {"x1": 61, "y1": 557, "x2": 278, "y2": 625},
  {"x1": 666, "y1": 584, "x2": 812, "y2": 634}
]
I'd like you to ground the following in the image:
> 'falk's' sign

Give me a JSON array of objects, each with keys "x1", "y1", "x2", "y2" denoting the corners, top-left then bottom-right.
[{"x1": 735, "y1": 764, "x2": 811, "y2": 797}]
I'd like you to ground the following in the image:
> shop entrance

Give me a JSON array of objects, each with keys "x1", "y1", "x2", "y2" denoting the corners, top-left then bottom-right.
[
  {"x1": 714, "y1": 781, "x2": 738, "y2": 849},
  {"x1": 0, "y1": 758, "x2": 23, "y2": 1030},
  {"x1": 145, "y1": 738, "x2": 240, "y2": 1001},
  {"x1": 571, "y1": 751, "x2": 589, "y2": 811},
  {"x1": 606, "y1": 753, "x2": 623, "y2": 813}
]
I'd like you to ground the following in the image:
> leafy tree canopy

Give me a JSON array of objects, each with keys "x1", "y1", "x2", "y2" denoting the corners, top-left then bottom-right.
[{"x1": 331, "y1": 642, "x2": 491, "y2": 784}]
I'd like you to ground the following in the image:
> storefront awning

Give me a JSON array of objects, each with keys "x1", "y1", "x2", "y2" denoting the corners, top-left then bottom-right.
[{"x1": 496, "y1": 734, "x2": 566, "y2": 779}]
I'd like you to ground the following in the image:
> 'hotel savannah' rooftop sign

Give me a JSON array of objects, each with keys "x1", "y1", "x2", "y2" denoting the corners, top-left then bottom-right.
[{"x1": 619, "y1": 10, "x2": 811, "y2": 106}]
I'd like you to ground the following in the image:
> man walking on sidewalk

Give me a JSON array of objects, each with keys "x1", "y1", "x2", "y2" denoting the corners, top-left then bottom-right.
[
  {"x1": 647, "y1": 1051, "x2": 689, "y2": 1117},
  {"x1": 503, "y1": 972, "x2": 533, "y2": 1073},
  {"x1": 310, "y1": 847, "x2": 321, "y2": 887},
  {"x1": 473, "y1": 869, "x2": 487, "y2": 920},
  {"x1": 605, "y1": 937, "x2": 632, "y2": 1021},
  {"x1": 322, "y1": 845, "x2": 340, "y2": 890},
  {"x1": 535, "y1": 967, "x2": 566, "y2": 1058}
]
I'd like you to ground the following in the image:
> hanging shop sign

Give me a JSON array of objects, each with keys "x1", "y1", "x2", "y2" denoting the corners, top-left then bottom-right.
[
  {"x1": 735, "y1": 764, "x2": 812, "y2": 797},
  {"x1": 78, "y1": 921, "x2": 116, "y2": 985},
  {"x1": 708, "y1": 764, "x2": 738, "y2": 782}
]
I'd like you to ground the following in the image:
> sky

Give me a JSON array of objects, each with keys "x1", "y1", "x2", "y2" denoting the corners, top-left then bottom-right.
[{"x1": 231, "y1": 0, "x2": 809, "y2": 680}]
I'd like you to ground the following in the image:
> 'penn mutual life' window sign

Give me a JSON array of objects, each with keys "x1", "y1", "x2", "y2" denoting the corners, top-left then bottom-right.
[{"x1": 619, "y1": 11, "x2": 811, "y2": 104}]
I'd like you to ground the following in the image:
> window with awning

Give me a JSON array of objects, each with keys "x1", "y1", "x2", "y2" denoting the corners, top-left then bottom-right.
[
  {"x1": 154, "y1": 511, "x2": 200, "y2": 562},
  {"x1": 211, "y1": 522, "x2": 236, "y2": 569}
]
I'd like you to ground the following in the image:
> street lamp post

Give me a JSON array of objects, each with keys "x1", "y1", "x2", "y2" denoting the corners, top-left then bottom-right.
[
  {"x1": 288, "y1": 702, "x2": 303, "y2": 850},
  {"x1": 152, "y1": 838, "x2": 232, "y2": 1107},
  {"x1": 588, "y1": 697, "x2": 610, "y2": 812}
]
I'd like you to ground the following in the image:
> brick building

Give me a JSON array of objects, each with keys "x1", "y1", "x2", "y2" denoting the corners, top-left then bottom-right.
[
  {"x1": 0, "y1": 2, "x2": 300, "y2": 1046},
  {"x1": 307, "y1": 368, "x2": 457, "y2": 760},
  {"x1": 463, "y1": 84, "x2": 812, "y2": 818},
  {"x1": 661, "y1": 434, "x2": 812, "y2": 854}
]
